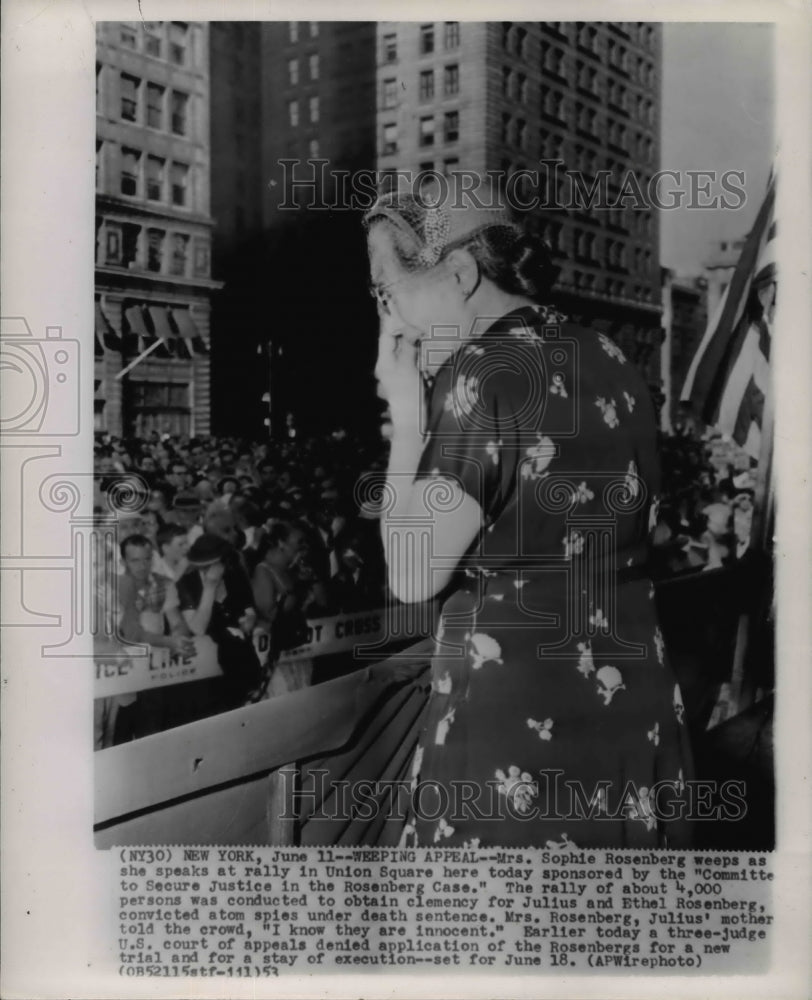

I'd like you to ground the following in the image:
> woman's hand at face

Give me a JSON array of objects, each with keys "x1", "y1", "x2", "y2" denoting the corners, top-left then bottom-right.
[
  {"x1": 202, "y1": 561, "x2": 225, "y2": 588},
  {"x1": 375, "y1": 316, "x2": 424, "y2": 430}
]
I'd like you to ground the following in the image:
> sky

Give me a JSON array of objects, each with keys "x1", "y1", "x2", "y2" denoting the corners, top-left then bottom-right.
[{"x1": 659, "y1": 22, "x2": 775, "y2": 274}]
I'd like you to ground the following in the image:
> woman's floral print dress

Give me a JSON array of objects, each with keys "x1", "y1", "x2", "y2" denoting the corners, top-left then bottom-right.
[{"x1": 404, "y1": 305, "x2": 694, "y2": 849}]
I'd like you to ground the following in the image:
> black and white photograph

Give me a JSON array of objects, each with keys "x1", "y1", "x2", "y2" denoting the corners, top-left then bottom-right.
[{"x1": 1, "y1": 3, "x2": 810, "y2": 997}]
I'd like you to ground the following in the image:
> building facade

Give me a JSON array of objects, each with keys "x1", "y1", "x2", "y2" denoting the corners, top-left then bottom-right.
[
  {"x1": 373, "y1": 20, "x2": 664, "y2": 392},
  {"x1": 95, "y1": 20, "x2": 219, "y2": 438}
]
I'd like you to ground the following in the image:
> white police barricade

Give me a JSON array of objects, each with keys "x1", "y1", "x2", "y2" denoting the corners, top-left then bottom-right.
[{"x1": 94, "y1": 603, "x2": 436, "y2": 701}]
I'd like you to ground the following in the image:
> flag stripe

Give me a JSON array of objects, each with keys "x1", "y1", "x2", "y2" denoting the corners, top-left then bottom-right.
[{"x1": 684, "y1": 180, "x2": 775, "y2": 420}]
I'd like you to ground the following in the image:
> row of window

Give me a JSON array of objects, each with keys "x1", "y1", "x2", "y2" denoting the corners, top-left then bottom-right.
[
  {"x1": 103, "y1": 69, "x2": 191, "y2": 136},
  {"x1": 104, "y1": 144, "x2": 191, "y2": 207},
  {"x1": 381, "y1": 23, "x2": 460, "y2": 63},
  {"x1": 98, "y1": 219, "x2": 209, "y2": 279},
  {"x1": 117, "y1": 21, "x2": 191, "y2": 66},
  {"x1": 287, "y1": 53, "x2": 319, "y2": 85},
  {"x1": 287, "y1": 21, "x2": 320, "y2": 43},
  {"x1": 380, "y1": 64, "x2": 459, "y2": 107},
  {"x1": 287, "y1": 96, "x2": 320, "y2": 127},
  {"x1": 381, "y1": 111, "x2": 460, "y2": 154},
  {"x1": 503, "y1": 21, "x2": 658, "y2": 59}
]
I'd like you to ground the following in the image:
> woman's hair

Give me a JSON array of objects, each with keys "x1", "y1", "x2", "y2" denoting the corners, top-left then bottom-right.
[
  {"x1": 255, "y1": 520, "x2": 294, "y2": 562},
  {"x1": 368, "y1": 214, "x2": 558, "y2": 303}
]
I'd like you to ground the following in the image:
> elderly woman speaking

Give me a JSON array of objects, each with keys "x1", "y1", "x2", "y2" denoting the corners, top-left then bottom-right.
[{"x1": 366, "y1": 177, "x2": 693, "y2": 849}]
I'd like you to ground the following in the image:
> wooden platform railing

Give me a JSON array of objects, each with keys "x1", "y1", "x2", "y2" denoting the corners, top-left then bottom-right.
[{"x1": 94, "y1": 639, "x2": 433, "y2": 847}]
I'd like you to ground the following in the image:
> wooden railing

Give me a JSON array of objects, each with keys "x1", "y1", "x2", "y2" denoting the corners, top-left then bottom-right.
[{"x1": 94, "y1": 640, "x2": 433, "y2": 848}]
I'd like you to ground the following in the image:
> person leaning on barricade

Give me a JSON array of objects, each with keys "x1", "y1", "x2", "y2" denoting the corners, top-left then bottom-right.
[
  {"x1": 177, "y1": 534, "x2": 262, "y2": 710},
  {"x1": 117, "y1": 533, "x2": 195, "y2": 738}
]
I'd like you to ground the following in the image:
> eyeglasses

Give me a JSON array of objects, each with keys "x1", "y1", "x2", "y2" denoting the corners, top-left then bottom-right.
[{"x1": 368, "y1": 275, "x2": 412, "y2": 316}]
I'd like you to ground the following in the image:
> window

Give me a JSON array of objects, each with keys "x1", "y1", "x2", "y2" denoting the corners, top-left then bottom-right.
[
  {"x1": 309, "y1": 53, "x2": 319, "y2": 80},
  {"x1": 169, "y1": 22, "x2": 189, "y2": 66},
  {"x1": 288, "y1": 58, "x2": 299, "y2": 85},
  {"x1": 143, "y1": 22, "x2": 162, "y2": 57},
  {"x1": 502, "y1": 66, "x2": 513, "y2": 98},
  {"x1": 419, "y1": 116, "x2": 435, "y2": 147},
  {"x1": 289, "y1": 22, "x2": 299, "y2": 43},
  {"x1": 146, "y1": 83, "x2": 164, "y2": 129},
  {"x1": 146, "y1": 229, "x2": 164, "y2": 272},
  {"x1": 170, "y1": 163, "x2": 189, "y2": 207},
  {"x1": 170, "y1": 234, "x2": 189, "y2": 276},
  {"x1": 120, "y1": 147, "x2": 140, "y2": 196},
  {"x1": 146, "y1": 156, "x2": 164, "y2": 201},
  {"x1": 382, "y1": 78, "x2": 397, "y2": 108},
  {"x1": 444, "y1": 21, "x2": 460, "y2": 49},
  {"x1": 501, "y1": 22, "x2": 512, "y2": 49},
  {"x1": 517, "y1": 118, "x2": 527, "y2": 150},
  {"x1": 517, "y1": 72, "x2": 527, "y2": 103},
  {"x1": 120, "y1": 23, "x2": 137, "y2": 49},
  {"x1": 444, "y1": 64, "x2": 459, "y2": 96},
  {"x1": 383, "y1": 122, "x2": 398, "y2": 155},
  {"x1": 419, "y1": 69, "x2": 434, "y2": 101},
  {"x1": 443, "y1": 156, "x2": 459, "y2": 175},
  {"x1": 122, "y1": 223, "x2": 140, "y2": 267},
  {"x1": 309, "y1": 138, "x2": 320, "y2": 158},
  {"x1": 419, "y1": 24, "x2": 434, "y2": 55},
  {"x1": 514, "y1": 26, "x2": 527, "y2": 58},
  {"x1": 95, "y1": 140, "x2": 103, "y2": 189},
  {"x1": 170, "y1": 91, "x2": 189, "y2": 135},
  {"x1": 120, "y1": 74, "x2": 139, "y2": 122},
  {"x1": 419, "y1": 160, "x2": 434, "y2": 172},
  {"x1": 501, "y1": 112, "x2": 511, "y2": 145},
  {"x1": 288, "y1": 99, "x2": 299, "y2": 127},
  {"x1": 443, "y1": 109, "x2": 459, "y2": 143},
  {"x1": 309, "y1": 96, "x2": 319, "y2": 123},
  {"x1": 383, "y1": 33, "x2": 397, "y2": 62},
  {"x1": 309, "y1": 21, "x2": 319, "y2": 38}
]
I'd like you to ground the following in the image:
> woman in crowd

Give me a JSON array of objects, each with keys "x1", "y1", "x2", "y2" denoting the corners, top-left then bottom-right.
[
  {"x1": 177, "y1": 534, "x2": 261, "y2": 712},
  {"x1": 251, "y1": 521, "x2": 312, "y2": 695},
  {"x1": 365, "y1": 178, "x2": 693, "y2": 848}
]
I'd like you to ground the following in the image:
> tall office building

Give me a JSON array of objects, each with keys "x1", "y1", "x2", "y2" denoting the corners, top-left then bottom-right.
[
  {"x1": 95, "y1": 20, "x2": 218, "y2": 437},
  {"x1": 374, "y1": 20, "x2": 664, "y2": 390}
]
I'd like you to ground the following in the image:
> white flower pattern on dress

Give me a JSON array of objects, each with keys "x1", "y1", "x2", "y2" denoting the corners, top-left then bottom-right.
[
  {"x1": 589, "y1": 606, "x2": 609, "y2": 630},
  {"x1": 595, "y1": 396, "x2": 620, "y2": 429},
  {"x1": 434, "y1": 671, "x2": 452, "y2": 694},
  {"x1": 521, "y1": 434, "x2": 556, "y2": 480},
  {"x1": 433, "y1": 817, "x2": 455, "y2": 843},
  {"x1": 444, "y1": 374, "x2": 480, "y2": 419},
  {"x1": 465, "y1": 632, "x2": 503, "y2": 670},
  {"x1": 623, "y1": 390, "x2": 636, "y2": 413},
  {"x1": 673, "y1": 685, "x2": 685, "y2": 725},
  {"x1": 463, "y1": 838, "x2": 481, "y2": 849},
  {"x1": 485, "y1": 439, "x2": 503, "y2": 466},
  {"x1": 564, "y1": 530, "x2": 585, "y2": 558},
  {"x1": 527, "y1": 717, "x2": 554, "y2": 741},
  {"x1": 576, "y1": 641, "x2": 595, "y2": 677},
  {"x1": 595, "y1": 665, "x2": 625, "y2": 705},
  {"x1": 545, "y1": 832, "x2": 575, "y2": 849},
  {"x1": 435, "y1": 707, "x2": 456, "y2": 745},
  {"x1": 598, "y1": 333, "x2": 627, "y2": 364},
  {"x1": 625, "y1": 786, "x2": 656, "y2": 831},
  {"x1": 571, "y1": 481, "x2": 595, "y2": 505},
  {"x1": 495, "y1": 766, "x2": 538, "y2": 816},
  {"x1": 647, "y1": 721, "x2": 660, "y2": 746},
  {"x1": 550, "y1": 374, "x2": 569, "y2": 398},
  {"x1": 625, "y1": 460, "x2": 640, "y2": 499},
  {"x1": 508, "y1": 325, "x2": 537, "y2": 342},
  {"x1": 653, "y1": 626, "x2": 665, "y2": 665},
  {"x1": 648, "y1": 496, "x2": 660, "y2": 533}
]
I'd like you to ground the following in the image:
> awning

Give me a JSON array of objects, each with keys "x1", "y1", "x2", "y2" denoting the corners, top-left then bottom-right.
[
  {"x1": 95, "y1": 299, "x2": 122, "y2": 355},
  {"x1": 124, "y1": 304, "x2": 172, "y2": 358},
  {"x1": 148, "y1": 305, "x2": 183, "y2": 358},
  {"x1": 172, "y1": 308, "x2": 208, "y2": 355}
]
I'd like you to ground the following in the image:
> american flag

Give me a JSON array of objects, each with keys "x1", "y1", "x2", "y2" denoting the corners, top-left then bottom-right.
[{"x1": 681, "y1": 176, "x2": 776, "y2": 459}]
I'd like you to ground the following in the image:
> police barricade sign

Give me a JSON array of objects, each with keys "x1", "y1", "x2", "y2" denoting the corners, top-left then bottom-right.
[
  {"x1": 94, "y1": 603, "x2": 435, "y2": 699},
  {"x1": 94, "y1": 636, "x2": 221, "y2": 700}
]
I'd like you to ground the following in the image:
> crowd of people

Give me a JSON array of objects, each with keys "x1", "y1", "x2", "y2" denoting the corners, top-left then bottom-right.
[{"x1": 93, "y1": 420, "x2": 759, "y2": 748}]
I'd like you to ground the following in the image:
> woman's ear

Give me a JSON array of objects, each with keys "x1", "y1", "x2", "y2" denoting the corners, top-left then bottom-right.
[{"x1": 445, "y1": 248, "x2": 480, "y2": 299}]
